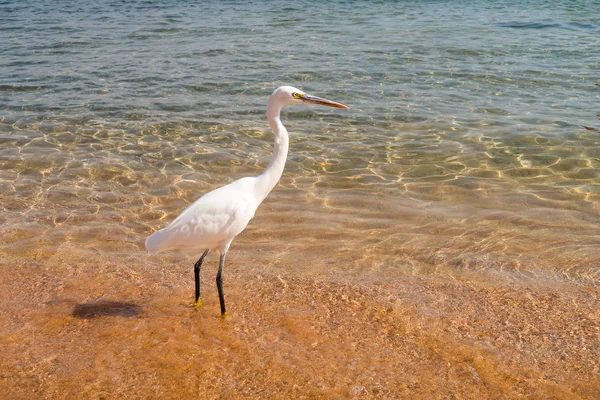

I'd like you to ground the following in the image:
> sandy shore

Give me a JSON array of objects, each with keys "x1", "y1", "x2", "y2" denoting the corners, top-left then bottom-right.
[{"x1": 1, "y1": 241, "x2": 598, "y2": 399}]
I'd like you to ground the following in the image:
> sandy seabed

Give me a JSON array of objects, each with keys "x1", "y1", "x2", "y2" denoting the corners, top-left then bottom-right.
[{"x1": 0, "y1": 239, "x2": 598, "y2": 400}]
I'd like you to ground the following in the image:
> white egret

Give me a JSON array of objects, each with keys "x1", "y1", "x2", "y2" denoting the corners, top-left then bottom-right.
[{"x1": 145, "y1": 86, "x2": 348, "y2": 315}]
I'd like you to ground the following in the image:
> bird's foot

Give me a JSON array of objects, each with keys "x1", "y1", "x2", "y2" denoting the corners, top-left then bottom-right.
[
  {"x1": 220, "y1": 312, "x2": 229, "y2": 320},
  {"x1": 191, "y1": 299, "x2": 202, "y2": 310}
]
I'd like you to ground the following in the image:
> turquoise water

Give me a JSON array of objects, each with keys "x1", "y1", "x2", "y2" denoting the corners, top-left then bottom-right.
[{"x1": 1, "y1": 0, "x2": 599, "y2": 283}]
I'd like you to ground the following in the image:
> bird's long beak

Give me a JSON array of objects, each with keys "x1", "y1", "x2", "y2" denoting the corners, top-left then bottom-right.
[{"x1": 301, "y1": 93, "x2": 348, "y2": 109}]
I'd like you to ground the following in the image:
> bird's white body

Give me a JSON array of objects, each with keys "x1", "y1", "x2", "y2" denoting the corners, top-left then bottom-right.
[
  {"x1": 144, "y1": 85, "x2": 347, "y2": 314},
  {"x1": 145, "y1": 177, "x2": 259, "y2": 255}
]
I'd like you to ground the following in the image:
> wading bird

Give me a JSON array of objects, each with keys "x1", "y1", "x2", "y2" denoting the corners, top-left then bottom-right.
[{"x1": 145, "y1": 86, "x2": 348, "y2": 315}]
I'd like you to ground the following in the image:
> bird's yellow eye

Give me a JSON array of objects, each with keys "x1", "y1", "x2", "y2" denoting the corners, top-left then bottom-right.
[{"x1": 292, "y1": 92, "x2": 304, "y2": 99}]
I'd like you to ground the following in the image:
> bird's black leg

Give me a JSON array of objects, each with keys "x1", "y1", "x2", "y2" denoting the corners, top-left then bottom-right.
[
  {"x1": 193, "y1": 250, "x2": 209, "y2": 308},
  {"x1": 216, "y1": 253, "x2": 227, "y2": 315}
]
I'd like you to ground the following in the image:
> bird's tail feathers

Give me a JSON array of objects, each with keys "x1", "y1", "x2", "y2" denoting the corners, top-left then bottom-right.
[{"x1": 145, "y1": 229, "x2": 171, "y2": 255}]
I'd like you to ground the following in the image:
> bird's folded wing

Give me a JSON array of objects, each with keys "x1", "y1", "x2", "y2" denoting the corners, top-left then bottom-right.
[{"x1": 154, "y1": 188, "x2": 257, "y2": 251}]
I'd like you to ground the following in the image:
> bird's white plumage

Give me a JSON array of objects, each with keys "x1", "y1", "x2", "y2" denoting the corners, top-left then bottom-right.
[{"x1": 145, "y1": 176, "x2": 259, "y2": 255}]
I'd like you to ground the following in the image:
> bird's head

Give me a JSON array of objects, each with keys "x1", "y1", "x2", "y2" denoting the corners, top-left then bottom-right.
[{"x1": 272, "y1": 86, "x2": 348, "y2": 109}]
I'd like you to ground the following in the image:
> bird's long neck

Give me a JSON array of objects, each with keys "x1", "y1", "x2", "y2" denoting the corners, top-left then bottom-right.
[{"x1": 255, "y1": 97, "x2": 289, "y2": 203}]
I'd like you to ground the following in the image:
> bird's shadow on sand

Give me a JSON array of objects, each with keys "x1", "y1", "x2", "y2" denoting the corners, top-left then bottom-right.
[{"x1": 71, "y1": 301, "x2": 141, "y2": 319}]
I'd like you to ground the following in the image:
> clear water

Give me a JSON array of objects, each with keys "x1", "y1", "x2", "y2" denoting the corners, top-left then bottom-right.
[{"x1": 1, "y1": 0, "x2": 599, "y2": 398}]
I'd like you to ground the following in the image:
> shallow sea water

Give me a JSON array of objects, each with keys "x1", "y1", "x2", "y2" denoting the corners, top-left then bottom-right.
[{"x1": 1, "y1": 0, "x2": 599, "y2": 398}]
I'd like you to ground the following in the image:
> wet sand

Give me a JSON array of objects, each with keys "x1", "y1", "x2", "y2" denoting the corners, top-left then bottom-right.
[{"x1": 1, "y1": 210, "x2": 599, "y2": 399}]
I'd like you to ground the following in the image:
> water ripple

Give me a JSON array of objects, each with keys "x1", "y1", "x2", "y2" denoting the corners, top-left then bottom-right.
[{"x1": 0, "y1": 0, "x2": 599, "y2": 286}]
